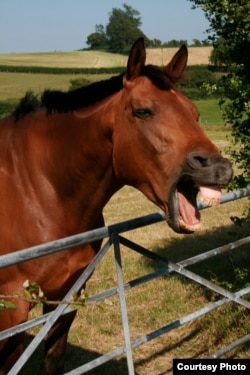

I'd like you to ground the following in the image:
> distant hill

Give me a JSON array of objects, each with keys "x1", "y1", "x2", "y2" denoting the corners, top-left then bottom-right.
[{"x1": 0, "y1": 47, "x2": 212, "y2": 68}]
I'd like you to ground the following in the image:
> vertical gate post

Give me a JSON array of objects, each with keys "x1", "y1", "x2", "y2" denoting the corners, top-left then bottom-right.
[{"x1": 112, "y1": 233, "x2": 135, "y2": 375}]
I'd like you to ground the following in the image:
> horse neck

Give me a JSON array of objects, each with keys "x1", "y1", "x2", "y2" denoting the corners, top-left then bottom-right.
[{"x1": 42, "y1": 103, "x2": 121, "y2": 222}]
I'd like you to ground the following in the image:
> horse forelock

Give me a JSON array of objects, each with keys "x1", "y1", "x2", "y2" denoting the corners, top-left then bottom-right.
[{"x1": 141, "y1": 65, "x2": 175, "y2": 91}]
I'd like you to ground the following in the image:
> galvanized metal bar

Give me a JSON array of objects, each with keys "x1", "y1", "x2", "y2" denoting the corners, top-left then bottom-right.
[
  {"x1": 1, "y1": 235, "x2": 249, "y2": 341},
  {"x1": 88, "y1": 267, "x2": 169, "y2": 304},
  {"x1": 167, "y1": 260, "x2": 250, "y2": 309},
  {"x1": 207, "y1": 333, "x2": 250, "y2": 359},
  {"x1": 0, "y1": 269, "x2": 168, "y2": 341},
  {"x1": 89, "y1": 234, "x2": 250, "y2": 303},
  {"x1": 7, "y1": 239, "x2": 111, "y2": 375},
  {"x1": 1, "y1": 188, "x2": 249, "y2": 269},
  {"x1": 198, "y1": 187, "x2": 250, "y2": 209},
  {"x1": 64, "y1": 344, "x2": 126, "y2": 375},
  {"x1": 0, "y1": 226, "x2": 110, "y2": 269},
  {"x1": 177, "y1": 236, "x2": 250, "y2": 267},
  {"x1": 130, "y1": 286, "x2": 250, "y2": 349},
  {"x1": 64, "y1": 287, "x2": 250, "y2": 374},
  {"x1": 119, "y1": 236, "x2": 250, "y2": 307},
  {"x1": 119, "y1": 234, "x2": 250, "y2": 272},
  {"x1": 112, "y1": 233, "x2": 135, "y2": 375},
  {"x1": 0, "y1": 311, "x2": 51, "y2": 341},
  {"x1": 64, "y1": 232, "x2": 250, "y2": 375},
  {"x1": 0, "y1": 212, "x2": 165, "y2": 269}
]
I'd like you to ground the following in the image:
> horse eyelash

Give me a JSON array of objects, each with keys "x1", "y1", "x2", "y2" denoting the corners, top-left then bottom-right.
[{"x1": 132, "y1": 108, "x2": 154, "y2": 119}]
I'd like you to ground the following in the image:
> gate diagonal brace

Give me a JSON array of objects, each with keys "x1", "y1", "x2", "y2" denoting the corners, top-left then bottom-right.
[{"x1": 118, "y1": 234, "x2": 250, "y2": 309}]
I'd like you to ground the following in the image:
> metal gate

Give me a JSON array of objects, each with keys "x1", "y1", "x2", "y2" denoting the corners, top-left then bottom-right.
[{"x1": 0, "y1": 188, "x2": 250, "y2": 374}]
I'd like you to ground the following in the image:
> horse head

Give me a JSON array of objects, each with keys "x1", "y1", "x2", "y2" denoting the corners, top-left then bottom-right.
[{"x1": 112, "y1": 38, "x2": 233, "y2": 233}]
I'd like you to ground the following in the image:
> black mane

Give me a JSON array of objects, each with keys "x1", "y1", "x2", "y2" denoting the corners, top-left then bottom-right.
[
  {"x1": 13, "y1": 65, "x2": 174, "y2": 119},
  {"x1": 42, "y1": 73, "x2": 124, "y2": 114},
  {"x1": 13, "y1": 91, "x2": 41, "y2": 119}
]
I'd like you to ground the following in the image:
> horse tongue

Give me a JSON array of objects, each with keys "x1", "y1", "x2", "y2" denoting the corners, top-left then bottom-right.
[
  {"x1": 199, "y1": 185, "x2": 222, "y2": 206},
  {"x1": 178, "y1": 191, "x2": 201, "y2": 231}
]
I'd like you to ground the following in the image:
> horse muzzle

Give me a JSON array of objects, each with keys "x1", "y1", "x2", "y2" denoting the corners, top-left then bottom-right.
[
  {"x1": 167, "y1": 153, "x2": 233, "y2": 234},
  {"x1": 186, "y1": 152, "x2": 233, "y2": 185}
]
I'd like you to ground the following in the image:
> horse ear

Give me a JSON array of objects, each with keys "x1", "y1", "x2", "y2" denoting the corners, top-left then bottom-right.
[
  {"x1": 165, "y1": 44, "x2": 188, "y2": 82},
  {"x1": 126, "y1": 37, "x2": 146, "y2": 81}
]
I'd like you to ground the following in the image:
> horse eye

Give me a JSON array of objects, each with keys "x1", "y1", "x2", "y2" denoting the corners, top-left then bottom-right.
[{"x1": 133, "y1": 108, "x2": 154, "y2": 119}]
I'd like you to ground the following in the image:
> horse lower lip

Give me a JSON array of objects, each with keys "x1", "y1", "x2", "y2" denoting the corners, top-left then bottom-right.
[
  {"x1": 178, "y1": 216, "x2": 201, "y2": 232},
  {"x1": 166, "y1": 187, "x2": 201, "y2": 233}
]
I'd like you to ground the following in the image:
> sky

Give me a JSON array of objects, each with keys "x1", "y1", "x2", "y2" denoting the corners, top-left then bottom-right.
[{"x1": 0, "y1": 0, "x2": 210, "y2": 53}]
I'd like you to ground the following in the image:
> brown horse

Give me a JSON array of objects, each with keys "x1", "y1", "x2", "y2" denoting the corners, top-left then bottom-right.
[{"x1": 0, "y1": 38, "x2": 232, "y2": 374}]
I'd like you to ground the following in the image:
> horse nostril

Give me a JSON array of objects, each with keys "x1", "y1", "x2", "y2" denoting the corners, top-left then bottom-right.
[{"x1": 187, "y1": 152, "x2": 210, "y2": 169}]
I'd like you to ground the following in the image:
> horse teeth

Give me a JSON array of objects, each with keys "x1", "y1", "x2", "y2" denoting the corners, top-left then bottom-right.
[{"x1": 200, "y1": 196, "x2": 220, "y2": 207}]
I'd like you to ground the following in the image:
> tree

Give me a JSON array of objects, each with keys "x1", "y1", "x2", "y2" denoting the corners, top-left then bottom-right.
[
  {"x1": 209, "y1": 37, "x2": 232, "y2": 66},
  {"x1": 189, "y1": 0, "x2": 250, "y2": 220},
  {"x1": 106, "y1": 4, "x2": 147, "y2": 52},
  {"x1": 86, "y1": 24, "x2": 109, "y2": 50},
  {"x1": 148, "y1": 38, "x2": 162, "y2": 48},
  {"x1": 192, "y1": 38, "x2": 202, "y2": 46},
  {"x1": 86, "y1": 4, "x2": 147, "y2": 52},
  {"x1": 162, "y1": 39, "x2": 188, "y2": 47}
]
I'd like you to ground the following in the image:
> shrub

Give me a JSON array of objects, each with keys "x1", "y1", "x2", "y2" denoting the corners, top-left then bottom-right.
[
  {"x1": 69, "y1": 78, "x2": 91, "y2": 90},
  {"x1": 0, "y1": 99, "x2": 18, "y2": 118},
  {"x1": 178, "y1": 66, "x2": 218, "y2": 100}
]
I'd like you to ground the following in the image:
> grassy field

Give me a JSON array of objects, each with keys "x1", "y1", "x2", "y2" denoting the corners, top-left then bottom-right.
[
  {"x1": 0, "y1": 46, "x2": 212, "y2": 68},
  {"x1": 195, "y1": 99, "x2": 224, "y2": 126},
  {"x1": 0, "y1": 72, "x2": 111, "y2": 101},
  {"x1": 1, "y1": 50, "x2": 249, "y2": 374}
]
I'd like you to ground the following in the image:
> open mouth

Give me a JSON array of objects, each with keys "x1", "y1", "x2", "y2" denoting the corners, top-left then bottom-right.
[{"x1": 167, "y1": 179, "x2": 222, "y2": 233}]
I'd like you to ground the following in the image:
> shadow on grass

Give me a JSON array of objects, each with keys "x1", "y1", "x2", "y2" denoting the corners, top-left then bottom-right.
[
  {"x1": 22, "y1": 333, "x2": 137, "y2": 375},
  {"x1": 143, "y1": 221, "x2": 250, "y2": 293}
]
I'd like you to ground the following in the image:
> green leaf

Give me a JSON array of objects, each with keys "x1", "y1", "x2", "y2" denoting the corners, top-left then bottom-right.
[
  {"x1": 24, "y1": 290, "x2": 32, "y2": 300},
  {"x1": 0, "y1": 301, "x2": 5, "y2": 310},
  {"x1": 3, "y1": 301, "x2": 17, "y2": 310}
]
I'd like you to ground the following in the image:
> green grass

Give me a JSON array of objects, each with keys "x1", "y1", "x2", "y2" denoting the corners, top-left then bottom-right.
[
  {"x1": 195, "y1": 99, "x2": 224, "y2": 126},
  {"x1": 0, "y1": 72, "x2": 111, "y2": 101}
]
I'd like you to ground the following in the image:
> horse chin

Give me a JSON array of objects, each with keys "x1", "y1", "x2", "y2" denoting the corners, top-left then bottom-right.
[{"x1": 167, "y1": 179, "x2": 222, "y2": 234}]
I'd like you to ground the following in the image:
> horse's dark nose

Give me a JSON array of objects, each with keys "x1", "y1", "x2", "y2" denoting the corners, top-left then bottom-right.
[
  {"x1": 186, "y1": 152, "x2": 233, "y2": 185},
  {"x1": 187, "y1": 152, "x2": 212, "y2": 169}
]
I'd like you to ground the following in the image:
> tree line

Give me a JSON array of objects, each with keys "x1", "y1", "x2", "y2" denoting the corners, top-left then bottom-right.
[{"x1": 85, "y1": 4, "x2": 210, "y2": 52}]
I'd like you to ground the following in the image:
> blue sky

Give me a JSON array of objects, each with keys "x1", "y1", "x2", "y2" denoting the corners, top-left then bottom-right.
[{"x1": 0, "y1": 0, "x2": 209, "y2": 53}]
